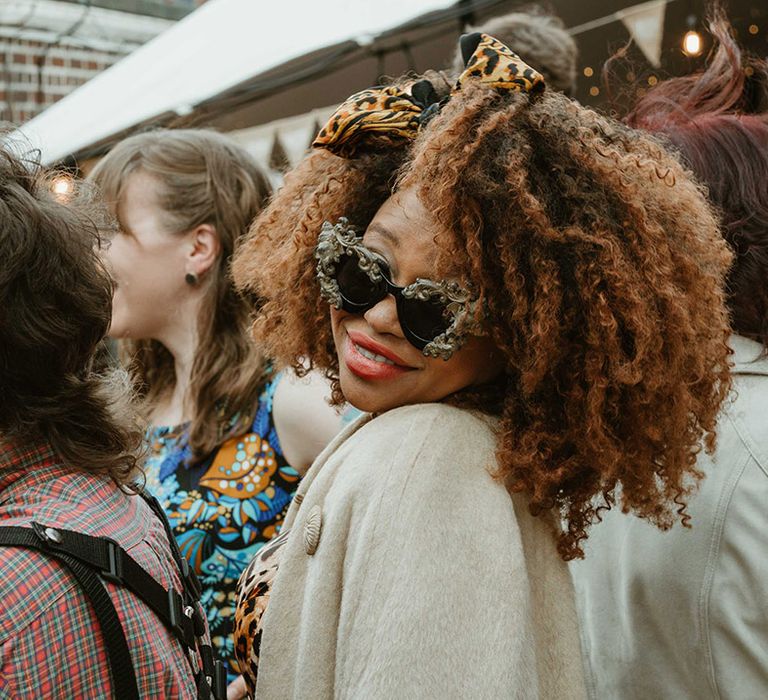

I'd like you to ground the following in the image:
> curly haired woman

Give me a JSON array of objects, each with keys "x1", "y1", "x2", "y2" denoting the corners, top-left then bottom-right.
[
  {"x1": 230, "y1": 35, "x2": 733, "y2": 699},
  {"x1": 571, "y1": 15, "x2": 768, "y2": 699}
]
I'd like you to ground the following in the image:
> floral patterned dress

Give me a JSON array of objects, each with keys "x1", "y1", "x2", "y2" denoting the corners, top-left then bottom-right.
[{"x1": 143, "y1": 376, "x2": 299, "y2": 683}]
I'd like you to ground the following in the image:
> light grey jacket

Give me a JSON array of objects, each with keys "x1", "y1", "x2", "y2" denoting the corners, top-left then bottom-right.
[
  {"x1": 256, "y1": 403, "x2": 586, "y2": 699},
  {"x1": 570, "y1": 335, "x2": 768, "y2": 700}
]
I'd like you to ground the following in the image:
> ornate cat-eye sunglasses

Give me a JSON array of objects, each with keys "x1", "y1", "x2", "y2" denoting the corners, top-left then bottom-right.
[{"x1": 314, "y1": 219, "x2": 483, "y2": 360}]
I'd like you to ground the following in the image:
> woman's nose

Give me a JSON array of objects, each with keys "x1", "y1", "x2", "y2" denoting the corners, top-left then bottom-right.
[{"x1": 363, "y1": 295, "x2": 403, "y2": 338}]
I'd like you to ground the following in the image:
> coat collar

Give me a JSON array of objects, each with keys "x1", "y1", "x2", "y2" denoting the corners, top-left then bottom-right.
[{"x1": 730, "y1": 334, "x2": 768, "y2": 377}]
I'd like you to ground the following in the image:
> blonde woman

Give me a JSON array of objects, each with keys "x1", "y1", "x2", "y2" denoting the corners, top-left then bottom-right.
[{"x1": 91, "y1": 129, "x2": 342, "y2": 690}]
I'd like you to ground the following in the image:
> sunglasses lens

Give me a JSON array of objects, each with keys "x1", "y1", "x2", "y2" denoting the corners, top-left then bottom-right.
[
  {"x1": 332, "y1": 249, "x2": 457, "y2": 352},
  {"x1": 336, "y1": 255, "x2": 386, "y2": 309},
  {"x1": 400, "y1": 296, "x2": 452, "y2": 345}
]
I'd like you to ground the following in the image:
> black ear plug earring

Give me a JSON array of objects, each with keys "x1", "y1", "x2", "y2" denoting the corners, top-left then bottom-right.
[{"x1": 185, "y1": 272, "x2": 198, "y2": 286}]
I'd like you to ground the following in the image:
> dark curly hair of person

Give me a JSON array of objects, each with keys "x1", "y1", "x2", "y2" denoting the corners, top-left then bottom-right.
[
  {"x1": 0, "y1": 144, "x2": 143, "y2": 486},
  {"x1": 622, "y1": 10, "x2": 768, "y2": 350},
  {"x1": 232, "y1": 79, "x2": 733, "y2": 559}
]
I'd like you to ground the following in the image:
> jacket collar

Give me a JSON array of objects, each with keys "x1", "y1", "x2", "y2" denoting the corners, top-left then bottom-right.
[{"x1": 730, "y1": 334, "x2": 768, "y2": 376}]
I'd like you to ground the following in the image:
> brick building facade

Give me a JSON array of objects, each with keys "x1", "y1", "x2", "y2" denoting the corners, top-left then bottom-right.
[{"x1": 0, "y1": 1, "x2": 206, "y2": 125}]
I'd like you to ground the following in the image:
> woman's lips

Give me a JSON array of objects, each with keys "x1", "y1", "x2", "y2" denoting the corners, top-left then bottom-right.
[
  {"x1": 347, "y1": 330, "x2": 412, "y2": 366},
  {"x1": 344, "y1": 331, "x2": 414, "y2": 380}
]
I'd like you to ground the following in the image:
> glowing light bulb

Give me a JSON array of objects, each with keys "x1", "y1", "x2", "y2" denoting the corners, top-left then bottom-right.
[{"x1": 683, "y1": 30, "x2": 702, "y2": 57}]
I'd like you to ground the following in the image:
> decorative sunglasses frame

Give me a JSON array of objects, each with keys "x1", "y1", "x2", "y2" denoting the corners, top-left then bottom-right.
[{"x1": 315, "y1": 218, "x2": 483, "y2": 360}]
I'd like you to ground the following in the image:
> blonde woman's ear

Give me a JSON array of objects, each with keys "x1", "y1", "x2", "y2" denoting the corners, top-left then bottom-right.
[{"x1": 187, "y1": 223, "x2": 221, "y2": 279}]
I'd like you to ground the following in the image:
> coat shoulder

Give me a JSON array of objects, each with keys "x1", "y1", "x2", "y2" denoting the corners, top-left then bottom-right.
[
  {"x1": 330, "y1": 403, "x2": 504, "y2": 517},
  {"x1": 349, "y1": 402, "x2": 495, "y2": 458}
]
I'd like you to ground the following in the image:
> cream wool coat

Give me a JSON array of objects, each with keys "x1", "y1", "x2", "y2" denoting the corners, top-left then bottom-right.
[{"x1": 256, "y1": 403, "x2": 586, "y2": 699}]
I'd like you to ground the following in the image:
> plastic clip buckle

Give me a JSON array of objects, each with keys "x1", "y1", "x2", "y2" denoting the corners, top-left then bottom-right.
[
  {"x1": 168, "y1": 589, "x2": 189, "y2": 644},
  {"x1": 101, "y1": 539, "x2": 124, "y2": 584},
  {"x1": 200, "y1": 644, "x2": 215, "y2": 677},
  {"x1": 191, "y1": 606, "x2": 207, "y2": 638},
  {"x1": 31, "y1": 521, "x2": 62, "y2": 548},
  {"x1": 212, "y1": 660, "x2": 227, "y2": 700}
]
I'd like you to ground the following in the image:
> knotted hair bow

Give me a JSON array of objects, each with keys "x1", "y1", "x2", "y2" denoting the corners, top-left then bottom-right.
[{"x1": 312, "y1": 32, "x2": 545, "y2": 158}]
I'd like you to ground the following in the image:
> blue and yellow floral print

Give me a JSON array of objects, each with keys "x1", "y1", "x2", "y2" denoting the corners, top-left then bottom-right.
[{"x1": 143, "y1": 376, "x2": 298, "y2": 683}]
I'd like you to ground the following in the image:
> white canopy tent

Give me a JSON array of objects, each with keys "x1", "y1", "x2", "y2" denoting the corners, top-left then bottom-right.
[
  {"x1": 15, "y1": 0, "x2": 677, "y2": 170},
  {"x1": 17, "y1": 0, "x2": 500, "y2": 165}
]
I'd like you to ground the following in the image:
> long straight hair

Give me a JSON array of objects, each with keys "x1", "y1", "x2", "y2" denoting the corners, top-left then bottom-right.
[{"x1": 90, "y1": 129, "x2": 272, "y2": 458}]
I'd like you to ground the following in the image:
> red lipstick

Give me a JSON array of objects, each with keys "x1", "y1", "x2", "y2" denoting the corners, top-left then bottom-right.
[{"x1": 344, "y1": 331, "x2": 413, "y2": 381}]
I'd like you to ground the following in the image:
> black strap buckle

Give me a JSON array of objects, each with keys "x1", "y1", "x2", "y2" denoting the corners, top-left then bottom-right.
[
  {"x1": 170, "y1": 588, "x2": 199, "y2": 650},
  {"x1": 199, "y1": 643, "x2": 215, "y2": 677},
  {"x1": 195, "y1": 670, "x2": 212, "y2": 700},
  {"x1": 167, "y1": 589, "x2": 188, "y2": 642},
  {"x1": 191, "y1": 606, "x2": 207, "y2": 638},
  {"x1": 211, "y1": 660, "x2": 227, "y2": 700},
  {"x1": 31, "y1": 521, "x2": 62, "y2": 548},
  {"x1": 101, "y1": 538, "x2": 125, "y2": 584}
]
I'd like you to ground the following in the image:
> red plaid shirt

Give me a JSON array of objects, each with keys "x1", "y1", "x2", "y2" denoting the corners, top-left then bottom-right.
[{"x1": 0, "y1": 442, "x2": 209, "y2": 699}]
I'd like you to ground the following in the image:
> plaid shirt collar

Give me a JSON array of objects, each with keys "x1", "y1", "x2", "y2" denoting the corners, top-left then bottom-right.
[{"x1": 0, "y1": 440, "x2": 67, "y2": 502}]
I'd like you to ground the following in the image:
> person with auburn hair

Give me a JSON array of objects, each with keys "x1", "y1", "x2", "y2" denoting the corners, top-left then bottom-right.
[
  {"x1": 90, "y1": 129, "x2": 343, "y2": 692},
  {"x1": 230, "y1": 34, "x2": 732, "y2": 698},
  {"x1": 0, "y1": 145, "x2": 217, "y2": 697},
  {"x1": 571, "y1": 15, "x2": 768, "y2": 699}
]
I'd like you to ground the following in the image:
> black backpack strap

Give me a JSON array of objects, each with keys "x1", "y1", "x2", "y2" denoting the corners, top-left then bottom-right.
[
  {"x1": 137, "y1": 488, "x2": 203, "y2": 601},
  {"x1": 0, "y1": 499, "x2": 227, "y2": 700},
  {"x1": 0, "y1": 525, "x2": 141, "y2": 700},
  {"x1": 10, "y1": 521, "x2": 198, "y2": 650},
  {"x1": 136, "y1": 488, "x2": 227, "y2": 700}
]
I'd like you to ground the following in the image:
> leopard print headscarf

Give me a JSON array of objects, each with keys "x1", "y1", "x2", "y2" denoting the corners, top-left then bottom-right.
[{"x1": 312, "y1": 33, "x2": 545, "y2": 158}]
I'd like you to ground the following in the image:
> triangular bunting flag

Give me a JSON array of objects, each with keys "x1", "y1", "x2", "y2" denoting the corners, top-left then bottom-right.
[
  {"x1": 616, "y1": 0, "x2": 667, "y2": 68},
  {"x1": 268, "y1": 132, "x2": 290, "y2": 173}
]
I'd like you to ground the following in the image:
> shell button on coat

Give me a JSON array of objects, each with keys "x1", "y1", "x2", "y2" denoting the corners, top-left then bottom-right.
[{"x1": 303, "y1": 505, "x2": 322, "y2": 555}]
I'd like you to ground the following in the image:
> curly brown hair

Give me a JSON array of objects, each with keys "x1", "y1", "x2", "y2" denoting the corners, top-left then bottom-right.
[
  {"x1": 0, "y1": 144, "x2": 143, "y2": 486},
  {"x1": 232, "y1": 82, "x2": 733, "y2": 559}
]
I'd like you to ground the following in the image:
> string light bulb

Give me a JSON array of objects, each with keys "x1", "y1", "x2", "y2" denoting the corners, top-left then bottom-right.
[
  {"x1": 683, "y1": 14, "x2": 703, "y2": 57},
  {"x1": 683, "y1": 30, "x2": 703, "y2": 56}
]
